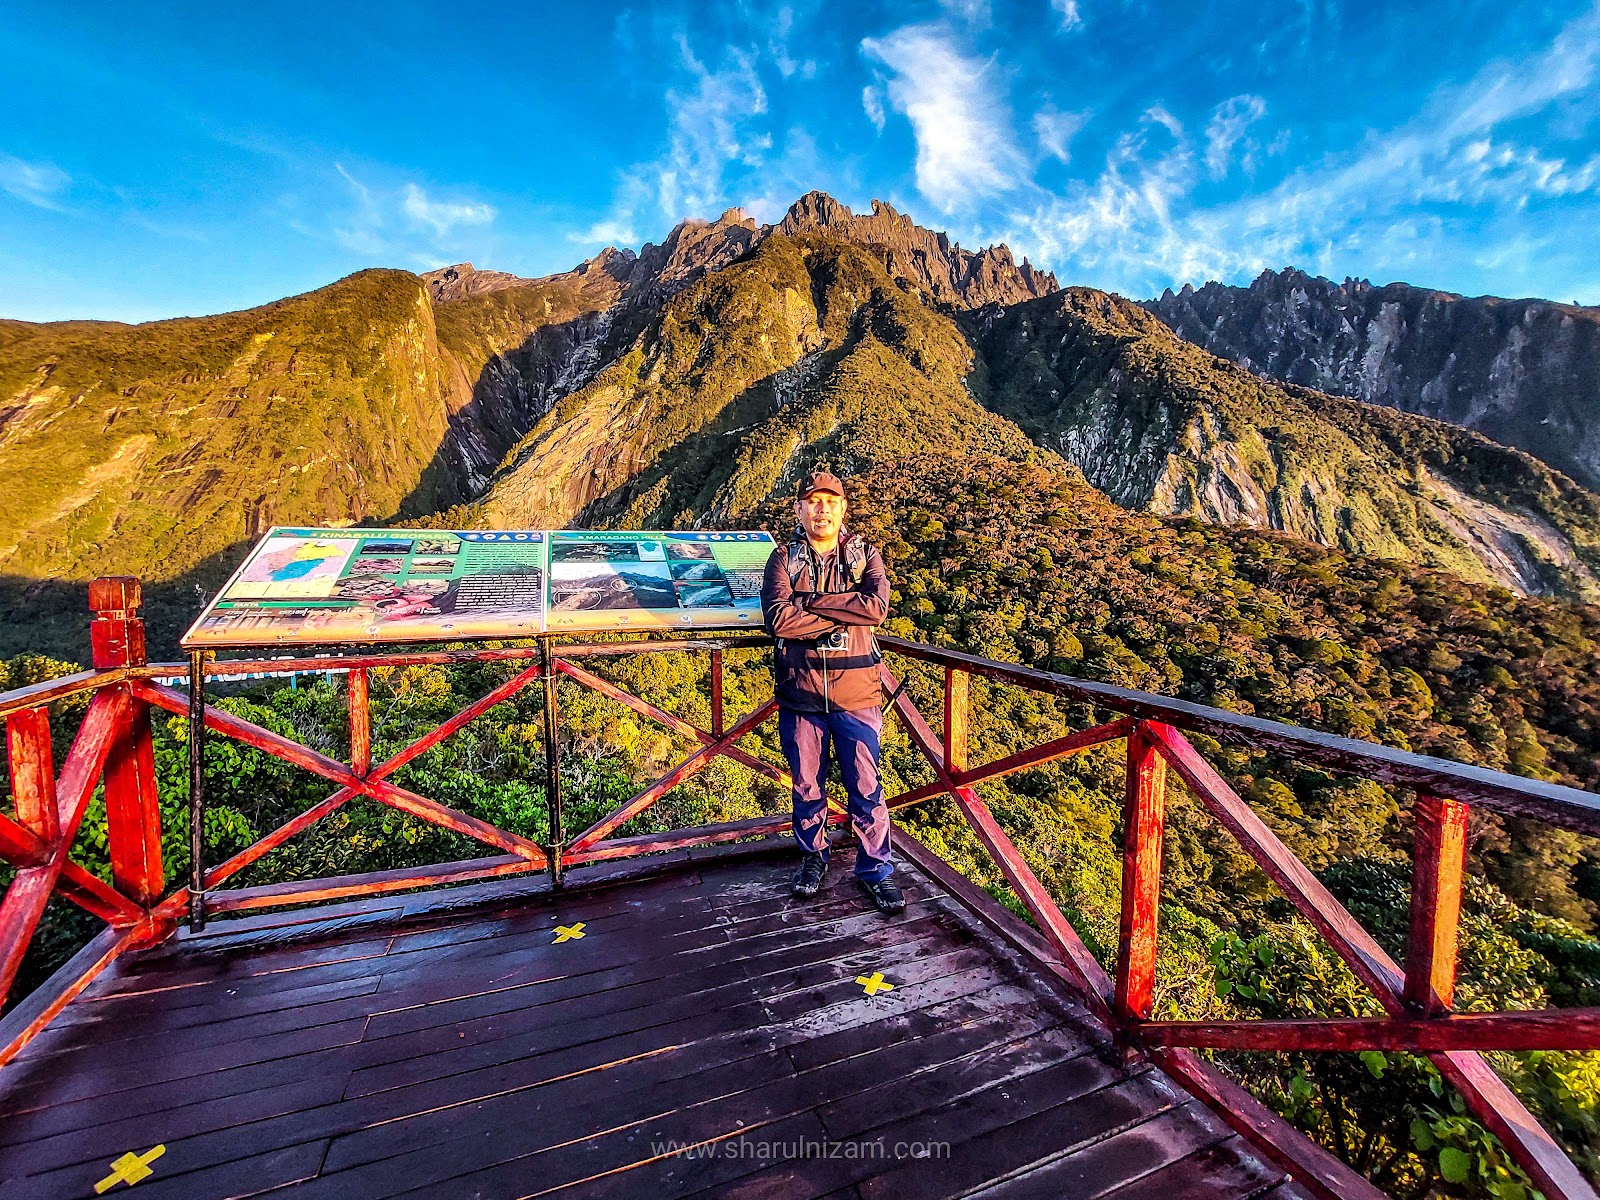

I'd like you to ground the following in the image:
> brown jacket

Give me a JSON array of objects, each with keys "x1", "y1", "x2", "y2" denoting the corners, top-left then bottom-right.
[{"x1": 761, "y1": 529, "x2": 891, "y2": 713}]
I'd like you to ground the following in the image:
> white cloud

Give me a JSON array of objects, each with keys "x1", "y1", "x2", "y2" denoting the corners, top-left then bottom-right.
[
  {"x1": 1033, "y1": 108, "x2": 1087, "y2": 163},
  {"x1": 863, "y1": 86, "x2": 886, "y2": 133},
  {"x1": 860, "y1": 25, "x2": 1026, "y2": 213},
  {"x1": 1006, "y1": 2, "x2": 1600, "y2": 296},
  {"x1": 1203, "y1": 95, "x2": 1267, "y2": 178},
  {"x1": 655, "y1": 41, "x2": 770, "y2": 222},
  {"x1": 939, "y1": 0, "x2": 991, "y2": 27},
  {"x1": 1050, "y1": 0, "x2": 1083, "y2": 34},
  {"x1": 0, "y1": 154, "x2": 71, "y2": 210},
  {"x1": 402, "y1": 184, "x2": 495, "y2": 237},
  {"x1": 326, "y1": 165, "x2": 496, "y2": 267}
]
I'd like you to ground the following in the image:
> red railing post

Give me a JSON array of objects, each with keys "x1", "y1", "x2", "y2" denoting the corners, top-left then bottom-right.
[
  {"x1": 710, "y1": 648, "x2": 724, "y2": 739},
  {"x1": 6, "y1": 708, "x2": 57, "y2": 846},
  {"x1": 943, "y1": 666, "x2": 968, "y2": 773},
  {"x1": 348, "y1": 667, "x2": 371, "y2": 776},
  {"x1": 1116, "y1": 721, "x2": 1167, "y2": 1024},
  {"x1": 1405, "y1": 793, "x2": 1469, "y2": 1015},
  {"x1": 90, "y1": 578, "x2": 163, "y2": 906}
]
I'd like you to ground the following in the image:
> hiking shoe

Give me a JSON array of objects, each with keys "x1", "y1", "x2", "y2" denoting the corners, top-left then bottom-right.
[
  {"x1": 858, "y1": 876, "x2": 906, "y2": 914},
  {"x1": 791, "y1": 853, "x2": 827, "y2": 898}
]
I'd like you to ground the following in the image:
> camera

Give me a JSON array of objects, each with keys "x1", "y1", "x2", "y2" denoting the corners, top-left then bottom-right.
[{"x1": 817, "y1": 626, "x2": 850, "y2": 652}]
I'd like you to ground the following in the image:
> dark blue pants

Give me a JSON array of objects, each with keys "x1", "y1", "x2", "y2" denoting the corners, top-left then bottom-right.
[{"x1": 778, "y1": 706, "x2": 892, "y2": 883}]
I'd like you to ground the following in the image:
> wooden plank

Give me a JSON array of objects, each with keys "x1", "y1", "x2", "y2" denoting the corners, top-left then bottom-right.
[
  {"x1": 0, "y1": 928, "x2": 135, "y2": 1068},
  {"x1": 1116, "y1": 722, "x2": 1167, "y2": 1024},
  {"x1": 1406, "y1": 794, "x2": 1469, "y2": 1015},
  {"x1": 1138, "y1": 1009, "x2": 1600, "y2": 1051},
  {"x1": 944, "y1": 666, "x2": 969, "y2": 774},
  {"x1": 203, "y1": 791, "x2": 355, "y2": 889},
  {"x1": 1431, "y1": 1051, "x2": 1598, "y2": 1200},
  {"x1": 1084, "y1": 1137, "x2": 1283, "y2": 1200},
  {"x1": 961, "y1": 1102, "x2": 1235, "y2": 1200},
  {"x1": 0, "y1": 687, "x2": 128, "y2": 1007},
  {"x1": 0, "y1": 810, "x2": 46, "y2": 868},
  {"x1": 894, "y1": 825, "x2": 1384, "y2": 1200},
  {"x1": 556, "y1": 659, "x2": 788, "y2": 786},
  {"x1": 348, "y1": 667, "x2": 370, "y2": 775},
  {"x1": 6, "y1": 708, "x2": 57, "y2": 844},
  {"x1": 147, "y1": 636, "x2": 769, "y2": 681},
  {"x1": 710, "y1": 647, "x2": 724, "y2": 738},
  {"x1": 889, "y1": 720, "x2": 1133, "y2": 810},
  {"x1": 205, "y1": 855, "x2": 545, "y2": 913},
  {"x1": 878, "y1": 635, "x2": 1600, "y2": 834},
  {"x1": 103, "y1": 695, "x2": 164, "y2": 906},
  {"x1": 134, "y1": 681, "x2": 545, "y2": 864},
  {"x1": 1144, "y1": 723, "x2": 1595, "y2": 1200},
  {"x1": 0, "y1": 669, "x2": 131, "y2": 721},
  {"x1": 1146, "y1": 722, "x2": 1406, "y2": 1005},
  {"x1": 569, "y1": 699, "x2": 778, "y2": 850},
  {"x1": 883, "y1": 666, "x2": 1116, "y2": 1025}
]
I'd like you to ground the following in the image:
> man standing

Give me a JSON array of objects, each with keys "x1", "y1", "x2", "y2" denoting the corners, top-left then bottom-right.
[{"x1": 761, "y1": 471, "x2": 904, "y2": 914}]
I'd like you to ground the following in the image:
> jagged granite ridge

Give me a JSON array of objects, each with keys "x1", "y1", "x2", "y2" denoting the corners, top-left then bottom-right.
[{"x1": 1146, "y1": 268, "x2": 1600, "y2": 492}]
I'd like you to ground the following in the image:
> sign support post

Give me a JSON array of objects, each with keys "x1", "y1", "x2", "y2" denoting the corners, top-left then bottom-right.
[{"x1": 541, "y1": 637, "x2": 565, "y2": 891}]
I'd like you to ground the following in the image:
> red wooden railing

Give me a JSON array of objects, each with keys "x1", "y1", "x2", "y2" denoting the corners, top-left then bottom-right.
[{"x1": 4, "y1": 577, "x2": 1600, "y2": 1199}]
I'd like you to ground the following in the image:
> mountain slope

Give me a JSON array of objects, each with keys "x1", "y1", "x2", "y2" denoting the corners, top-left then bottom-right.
[
  {"x1": 474, "y1": 232, "x2": 1043, "y2": 530},
  {"x1": 970, "y1": 288, "x2": 1600, "y2": 601},
  {"x1": 1147, "y1": 268, "x2": 1600, "y2": 491}
]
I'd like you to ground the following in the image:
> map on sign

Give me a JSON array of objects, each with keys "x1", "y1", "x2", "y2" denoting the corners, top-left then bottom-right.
[{"x1": 182, "y1": 527, "x2": 777, "y2": 648}]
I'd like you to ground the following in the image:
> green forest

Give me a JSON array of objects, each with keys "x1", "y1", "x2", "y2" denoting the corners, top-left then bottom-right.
[{"x1": 6, "y1": 451, "x2": 1600, "y2": 1196}]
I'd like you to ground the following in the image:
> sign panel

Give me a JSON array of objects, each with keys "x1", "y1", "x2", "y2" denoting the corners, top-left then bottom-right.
[{"x1": 182, "y1": 527, "x2": 776, "y2": 648}]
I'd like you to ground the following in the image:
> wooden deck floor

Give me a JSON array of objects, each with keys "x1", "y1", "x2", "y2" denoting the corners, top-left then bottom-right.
[{"x1": 0, "y1": 841, "x2": 1312, "y2": 1199}]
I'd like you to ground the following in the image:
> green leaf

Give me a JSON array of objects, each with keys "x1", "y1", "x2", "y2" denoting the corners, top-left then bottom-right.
[
  {"x1": 1215, "y1": 978, "x2": 1233, "y2": 997},
  {"x1": 1439, "y1": 1147, "x2": 1472, "y2": 1184},
  {"x1": 1360, "y1": 1051, "x2": 1387, "y2": 1079},
  {"x1": 1410, "y1": 1118, "x2": 1435, "y2": 1151},
  {"x1": 1254, "y1": 941, "x2": 1274, "y2": 967}
]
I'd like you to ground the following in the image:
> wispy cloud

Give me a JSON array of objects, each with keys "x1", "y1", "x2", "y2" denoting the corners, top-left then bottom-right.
[
  {"x1": 0, "y1": 154, "x2": 71, "y2": 210},
  {"x1": 862, "y1": 86, "x2": 886, "y2": 133},
  {"x1": 402, "y1": 184, "x2": 494, "y2": 237},
  {"x1": 860, "y1": 24, "x2": 1025, "y2": 213},
  {"x1": 326, "y1": 165, "x2": 497, "y2": 268},
  {"x1": 1007, "y1": 3, "x2": 1600, "y2": 295},
  {"x1": 1050, "y1": 0, "x2": 1083, "y2": 34},
  {"x1": 656, "y1": 41, "x2": 770, "y2": 221},
  {"x1": 1203, "y1": 94, "x2": 1267, "y2": 178},
  {"x1": 1033, "y1": 107, "x2": 1087, "y2": 163}
]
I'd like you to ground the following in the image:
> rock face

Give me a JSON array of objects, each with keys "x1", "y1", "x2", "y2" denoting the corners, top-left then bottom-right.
[
  {"x1": 476, "y1": 231, "x2": 1038, "y2": 531},
  {"x1": 1146, "y1": 268, "x2": 1600, "y2": 491},
  {"x1": 972, "y1": 288, "x2": 1600, "y2": 602},
  {"x1": 421, "y1": 263, "x2": 531, "y2": 303},
  {"x1": 776, "y1": 192, "x2": 1058, "y2": 308}
]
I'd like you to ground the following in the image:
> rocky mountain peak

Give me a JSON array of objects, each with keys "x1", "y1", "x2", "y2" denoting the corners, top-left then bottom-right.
[
  {"x1": 774, "y1": 190, "x2": 1057, "y2": 308},
  {"x1": 420, "y1": 262, "x2": 533, "y2": 303}
]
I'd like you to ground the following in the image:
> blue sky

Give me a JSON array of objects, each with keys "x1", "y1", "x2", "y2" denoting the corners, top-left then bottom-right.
[{"x1": 3, "y1": 0, "x2": 1597, "y2": 321}]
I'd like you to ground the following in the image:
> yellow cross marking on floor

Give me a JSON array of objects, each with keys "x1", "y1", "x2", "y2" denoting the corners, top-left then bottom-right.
[
  {"x1": 95, "y1": 1145, "x2": 165, "y2": 1192},
  {"x1": 553, "y1": 922, "x2": 586, "y2": 943},
  {"x1": 856, "y1": 971, "x2": 895, "y2": 996}
]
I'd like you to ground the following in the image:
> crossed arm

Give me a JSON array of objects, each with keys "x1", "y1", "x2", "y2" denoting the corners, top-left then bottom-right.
[{"x1": 760, "y1": 545, "x2": 891, "y2": 638}]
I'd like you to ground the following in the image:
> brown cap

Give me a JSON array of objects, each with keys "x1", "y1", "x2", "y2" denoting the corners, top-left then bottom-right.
[{"x1": 797, "y1": 470, "x2": 846, "y2": 500}]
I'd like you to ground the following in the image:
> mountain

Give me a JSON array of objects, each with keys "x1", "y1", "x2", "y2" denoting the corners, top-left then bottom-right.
[
  {"x1": 468, "y1": 230, "x2": 1043, "y2": 532},
  {"x1": 971, "y1": 288, "x2": 1600, "y2": 601},
  {"x1": 775, "y1": 191, "x2": 1058, "y2": 308},
  {"x1": 1146, "y1": 268, "x2": 1600, "y2": 491},
  {"x1": 7, "y1": 191, "x2": 1600, "y2": 658}
]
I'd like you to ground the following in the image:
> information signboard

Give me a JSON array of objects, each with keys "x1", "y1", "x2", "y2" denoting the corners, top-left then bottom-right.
[{"x1": 181, "y1": 527, "x2": 777, "y2": 648}]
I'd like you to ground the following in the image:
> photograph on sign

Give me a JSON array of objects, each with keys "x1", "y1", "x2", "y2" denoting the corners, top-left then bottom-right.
[
  {"x1": 182, "y1": 528, "x2": 549, "y2": 647},
  {"x1": 182, "y1": 527, "x2": 775, "y2": 648},
  {"x1": 542, "y1": 530, "x2": 772, "y2": 632}
]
